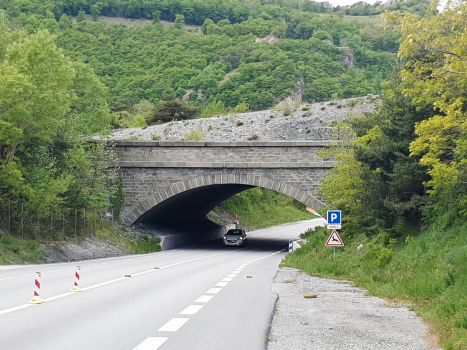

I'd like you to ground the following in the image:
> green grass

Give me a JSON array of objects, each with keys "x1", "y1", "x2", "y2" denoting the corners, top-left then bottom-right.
[
  {"x1": 219, "y1": 187, "x2": 315, "y2": 228},
  {"x1": 283, "y1": 222, "x2": 467, "y2": 349},
  {"x1": 94, "y1": 225, "x2": 161, "y2": 254},
  {"x1": 0, "y1": 219, "x2": 160, "y2": 264},
  {"x1": 0, "y1": 236, "x2": 49, "y2": 264}
]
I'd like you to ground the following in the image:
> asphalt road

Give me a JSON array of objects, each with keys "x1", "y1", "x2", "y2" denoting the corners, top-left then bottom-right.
[{"x1": 0, "y1": 218, "x2": 325, "y2": 350}]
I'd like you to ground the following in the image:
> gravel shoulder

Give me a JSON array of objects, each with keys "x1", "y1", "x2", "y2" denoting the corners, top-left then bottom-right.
[{"x1": 268, "y1": 267, "x2": 438, "y2": 350}]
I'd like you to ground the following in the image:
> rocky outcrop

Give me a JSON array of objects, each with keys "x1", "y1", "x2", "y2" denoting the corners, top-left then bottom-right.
[
  {"x1": 255, "y1": 35, "x2": 279, "y2": 44},
  {"x1": 339, "y1": 47, "x2": 354, "y2": 68}
]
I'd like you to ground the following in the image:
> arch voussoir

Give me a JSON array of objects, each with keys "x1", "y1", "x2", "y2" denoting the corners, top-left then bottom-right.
[{"x1": 121, "y1": 173, "x2": 324, "y2": 226}]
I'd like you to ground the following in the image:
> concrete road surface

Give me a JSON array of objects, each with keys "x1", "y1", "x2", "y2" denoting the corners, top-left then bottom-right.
[{"x1": 0, "y1": 218, "x2": 325, "y2": 350}]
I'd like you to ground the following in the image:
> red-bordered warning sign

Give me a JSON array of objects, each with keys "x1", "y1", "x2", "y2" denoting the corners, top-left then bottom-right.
[{"x1": 325, "y1": 230, "x2": 344, "y2": 247}]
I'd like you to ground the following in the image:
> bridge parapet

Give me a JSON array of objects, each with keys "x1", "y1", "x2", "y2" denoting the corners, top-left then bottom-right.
[{"x1": 113, "y1": 140, "x2": 337, "y2": 169}]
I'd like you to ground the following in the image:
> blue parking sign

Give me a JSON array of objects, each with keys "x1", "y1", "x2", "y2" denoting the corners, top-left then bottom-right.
[{"x1": 327, "y1": 210, "x2": 342, "y2": 229}]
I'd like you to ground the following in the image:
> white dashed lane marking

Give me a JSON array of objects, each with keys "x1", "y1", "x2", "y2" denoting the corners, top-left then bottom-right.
[
  {"x1": 158, "y1": 318, "x2": 189, "y2": 332},
  {"x1": 195, "y1": 295, "x2": 213, "y2": 303},
  {"x1": 132, "y1": 337, "x2": 168, "y2": 349},
  {"x1": 215, "y1": 282, "x2": 228, "y2": 287},
  {"x1": 179, "y1": 305, "x2": 204, "y2": 315},
  {"x1": 0, "y1": 277, "x2": 14, "y2": 281},
  {"x1": 221, "y1": 277, "x2": 233, "y2": 282},
  {"x1": 227, "y1": 274, "x2": 236, "y2": 278},
  {"x1": 206, "y1": 288, "x2": 222, "y2": 294}
]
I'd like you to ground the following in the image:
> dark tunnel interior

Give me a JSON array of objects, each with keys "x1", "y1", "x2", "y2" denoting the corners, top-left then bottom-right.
[{"x1": 135, "y1": 184, "x2": 255, "y2": 241}]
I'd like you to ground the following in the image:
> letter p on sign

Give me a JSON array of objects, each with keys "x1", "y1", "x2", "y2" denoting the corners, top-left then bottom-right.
[{"x1": 327, "y1": 210, "x2": 342, "y2": 229}]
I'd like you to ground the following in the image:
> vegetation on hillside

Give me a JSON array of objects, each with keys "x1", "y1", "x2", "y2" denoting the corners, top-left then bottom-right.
[
  {"x1": 0, "y1": 15, "x2": 120, "y2": 240},
  {"x1": 0, "y1": 0, "x2": 403, "y2": 129},
  {"x1": 339, "y1": 0, "x2": 432, "y2": 17},
  {"x1": 282, "y1": 1, "x2": 467, "y2": 348},
  {"x1": 216, "y1": 187, "x2": 314, "y2": 229}
]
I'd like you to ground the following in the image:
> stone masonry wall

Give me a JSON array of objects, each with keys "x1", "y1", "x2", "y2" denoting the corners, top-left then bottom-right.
[
  {"x1": 114, "y1": 141, "x2": 334, "y2": 225},
  {"x1": 120, "y1": 167, "x2": 328, "y2": 219}
]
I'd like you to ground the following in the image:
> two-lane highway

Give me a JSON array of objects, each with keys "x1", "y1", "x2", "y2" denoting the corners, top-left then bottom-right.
[{"x1": 0, "y1": 218, "x2": 325, "y2": 350}]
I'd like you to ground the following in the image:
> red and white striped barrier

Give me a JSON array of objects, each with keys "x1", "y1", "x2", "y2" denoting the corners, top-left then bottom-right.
[
  {"x1": 70, "y1": 266, "x2": 82, "y2": 292},
  {"x1": 28, "y1": 272, "x2": 45, "y2": 304}
]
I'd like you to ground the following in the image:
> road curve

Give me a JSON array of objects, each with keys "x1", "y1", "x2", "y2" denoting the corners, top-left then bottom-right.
[{"x1": 0, "y1": 218, "x2": 325, "y2": 350}]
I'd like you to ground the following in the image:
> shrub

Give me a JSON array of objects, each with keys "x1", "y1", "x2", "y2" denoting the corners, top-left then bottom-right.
[
  {"x1": 131, "y1": 114, "x2": 148, "y2": 129},
  {"x1": 184, "y1": 125, "x2": 205, "y2": 141},
  {"x1": 152, "y1": 135, "x2": 161, "y2": 140},
  {"x1": 302, "y1": 107, "x2": 310, "y2": 111},
  {"x1": 321, "y1": 106, "x2": 326, "y2": 110},
  {"x1": 236, "y1": 121, "x2": 244, "y2": 126},
  {"x1": 346, "y1": 99, "x2": 358, "y2": 107},
  {"x1": 247, "y1": 134, "x2": 259, "y2": 140}
]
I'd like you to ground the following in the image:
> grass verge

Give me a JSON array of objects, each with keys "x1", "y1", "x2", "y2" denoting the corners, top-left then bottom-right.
[
  {"x1": 0, "y1": 223, "x2": 161, "y2": 264},
  {"x1": 283, "y1": 222, "x2": 467, "y2": 350},
  {"x1": 217, "y1": 187, "x2": 316, "y2": 228},
  {"x1": 0, "y1": 236, "x2": 49, "y2": 264}
]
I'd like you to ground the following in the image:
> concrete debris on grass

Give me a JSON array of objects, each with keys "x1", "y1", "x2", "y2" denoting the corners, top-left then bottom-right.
[
  {"x1": 103, "y1": 96, "x2": 378, "y2": 142},
  {"x1": 268, "y1": 267, "x2": 436, "y2": 350}
]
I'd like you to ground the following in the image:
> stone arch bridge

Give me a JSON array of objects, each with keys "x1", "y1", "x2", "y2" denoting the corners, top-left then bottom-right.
[{"x1": 113, "y1": 141, "x2": 335, "y2": 245}]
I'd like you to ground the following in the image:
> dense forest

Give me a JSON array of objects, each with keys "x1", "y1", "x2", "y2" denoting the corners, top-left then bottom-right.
[{"x1": 0, "y1": 0, "x2": 405, "y2": 128}]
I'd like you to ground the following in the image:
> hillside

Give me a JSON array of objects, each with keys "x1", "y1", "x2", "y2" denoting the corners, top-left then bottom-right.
[{"x1": 1, "y1": 0, "x2": 400, "y2": 123}]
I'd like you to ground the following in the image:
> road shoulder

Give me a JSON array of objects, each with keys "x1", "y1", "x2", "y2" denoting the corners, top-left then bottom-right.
[{"x1": 267, "y1": 267, "x2": 436, "y2": 350}]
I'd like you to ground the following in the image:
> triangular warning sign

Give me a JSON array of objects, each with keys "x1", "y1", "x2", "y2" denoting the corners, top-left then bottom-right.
[{"x1": 325, "y1": 230, "x2": 344, "y2": 247}]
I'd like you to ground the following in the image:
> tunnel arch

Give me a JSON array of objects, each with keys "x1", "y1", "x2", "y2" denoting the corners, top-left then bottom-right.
[{"x1": 121, "y1": 173, "x2": 325, "y2": 227}]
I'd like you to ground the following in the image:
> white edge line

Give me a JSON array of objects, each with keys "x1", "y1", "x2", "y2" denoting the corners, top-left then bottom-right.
[{"x1": 0, "y1": 304, "x2": 33, "y2": 315}]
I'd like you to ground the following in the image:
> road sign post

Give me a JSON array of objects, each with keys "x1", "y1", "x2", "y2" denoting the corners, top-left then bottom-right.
[{"x1": 325, "y1": 229, "x2": 344, "y2": 260}]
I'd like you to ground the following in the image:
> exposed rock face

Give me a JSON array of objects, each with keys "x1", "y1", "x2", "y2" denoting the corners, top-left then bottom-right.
[
  {"x1": 197, "y1": 89, "x2": 206, "y2": 99},
  {"x1": 182, "y1": 89, "x2": 194, "y2": 101},
  {"x1": 339, "y1": 47, "x2": 354, "y2": 68},
  {"x1": 255, "y1": 35, "x2": 279, "y2": 44}
]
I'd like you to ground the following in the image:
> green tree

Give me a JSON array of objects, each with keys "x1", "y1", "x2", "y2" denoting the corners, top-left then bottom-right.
[
  {"x1": 174, "y1": 14, "x2": 185, "y2": 29},
  {"x1": 152, "y1": 11, "x2": 161, "y2": 24},
  {"x1": 91, "y1": 5, "x2": 100, "y2": 22},
  {"x1": 59, "y1": 13, "x2": 72, "y2": 29},
  {"x1": 151, "y1": 101, "x2": 200, "y2": 124},
  {"x1": 76, "y1": 10, "x2": 86, "y2": 23},
  {"x1": 0, "y1": 29, "x2": 74, "y2": 202},
  {"x1": 202, "y1": 18, "x2": 214, "y2": 35},
  {"x1": 384, "y1": 0, "x2": 467, "y2": 218}
]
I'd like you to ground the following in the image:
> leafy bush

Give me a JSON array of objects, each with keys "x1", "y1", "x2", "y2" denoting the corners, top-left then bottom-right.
[{"x1": 184, "y1": 126, "x2": 205, "y2": 141}]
